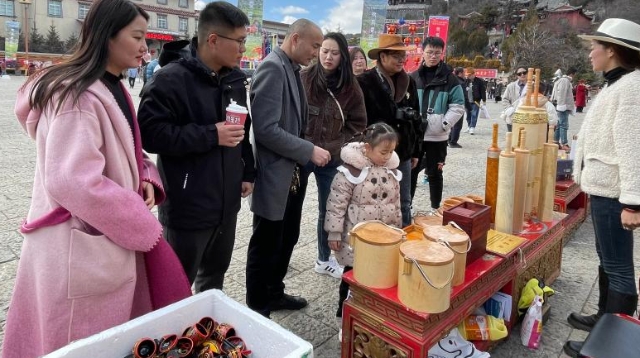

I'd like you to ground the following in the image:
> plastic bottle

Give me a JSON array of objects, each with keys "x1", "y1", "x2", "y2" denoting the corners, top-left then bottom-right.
[{"x1": 457, "y1": 315, "x2": 508, "y2": 341}]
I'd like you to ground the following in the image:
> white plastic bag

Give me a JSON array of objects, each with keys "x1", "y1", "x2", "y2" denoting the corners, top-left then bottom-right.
[
  {"x1": 428, "y1": 327, "x2": 490, "y2": 358},
  {"x1": 520, "y1": 295, "x2": 543, "y2": 349}
]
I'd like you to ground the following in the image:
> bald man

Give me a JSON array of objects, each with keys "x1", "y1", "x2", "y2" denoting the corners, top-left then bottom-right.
[{"x1": 246, "y1": 19, "x2": 328, "y2": 317}]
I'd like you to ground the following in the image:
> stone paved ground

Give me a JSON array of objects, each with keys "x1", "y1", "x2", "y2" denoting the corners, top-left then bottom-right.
[{"x1": 1, "y1": 75, "x2": 639, "y2": 357}]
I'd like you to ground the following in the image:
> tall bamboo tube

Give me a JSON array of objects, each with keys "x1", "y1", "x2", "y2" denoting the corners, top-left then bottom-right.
[
  {"x1": 495, "y1": 133, "x2": 516, "y2": 234},
  {"x1": 538, "y1": 126, "x2": 559, "y2": 222},
  {"x1": 513, "y1": 129, "x2": 530, "y2": 233},
  {"x1": 485, "y1": 123, "x2": 501, "y2": 223}
]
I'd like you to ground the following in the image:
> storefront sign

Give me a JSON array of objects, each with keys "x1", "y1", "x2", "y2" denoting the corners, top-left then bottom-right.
[
  {"x1": 474, "y1": 69, "x2": 498, "y2": 78},
  {"x1": 146, "y1": 33, "x2": 174, "y2": 41}
]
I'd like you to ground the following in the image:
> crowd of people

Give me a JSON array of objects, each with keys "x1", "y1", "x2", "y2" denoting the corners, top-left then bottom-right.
[{"x1": 2, "y1": 0, "x2": 639, "y2": 357}]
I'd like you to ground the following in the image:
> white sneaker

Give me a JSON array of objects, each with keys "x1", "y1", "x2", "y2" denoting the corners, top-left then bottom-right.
[
  {"x1": 314, "y1": 257, "x2": 344, "y2": 279},
  {"x1": 428, "y1": 328, "x2": 490, "y2": 358},
  {"x1": 470, "y1": 127, "x2": 475, "y2": 135}
]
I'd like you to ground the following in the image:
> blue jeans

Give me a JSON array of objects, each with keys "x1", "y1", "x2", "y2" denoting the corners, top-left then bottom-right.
[
  {"x1": 399, "y1": 159, "x2": 412, "y2": 227},
  {"x1": 466, "y1": 103, "x2": 479, "y2": 128},
  {"x1": 591, "y1": 195, "x2": 636, "y2": 295},
  {"x1": 554, "y1": 110, "x2": 569, "y2": 145},
  {"x1": 300, "y1": 159, "x2": 340, "y2": 262}
]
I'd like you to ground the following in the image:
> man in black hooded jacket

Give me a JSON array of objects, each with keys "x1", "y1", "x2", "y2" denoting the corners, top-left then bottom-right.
[{"x1": 137, "y1": 1, "x2": 255, "y2": 292}]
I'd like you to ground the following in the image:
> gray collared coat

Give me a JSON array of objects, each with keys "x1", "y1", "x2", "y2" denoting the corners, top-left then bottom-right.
[{"x1": 250, "y1": 47, "x2": 314, "y2": 221}]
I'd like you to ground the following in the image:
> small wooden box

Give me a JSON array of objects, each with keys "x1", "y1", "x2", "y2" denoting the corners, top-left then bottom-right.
[{"x1": 443, "y1": 202, "x2": 491, "y2": 264}]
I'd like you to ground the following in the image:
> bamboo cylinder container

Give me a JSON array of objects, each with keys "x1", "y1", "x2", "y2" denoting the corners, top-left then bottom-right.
[
  {"x1": 350, "y1": 221, "x2": 404, "y2": 289},
  {"x1": 422, "y1": 223, "x2": 471, "y2": 286},
  {"x1": 398, "y1": 240, "x2": 454, "y2": 313}
]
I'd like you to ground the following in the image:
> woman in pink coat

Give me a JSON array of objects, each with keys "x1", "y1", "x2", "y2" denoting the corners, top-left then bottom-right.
[{"x1": 2, "y1": 1, "x2": 190, "y2": 356}]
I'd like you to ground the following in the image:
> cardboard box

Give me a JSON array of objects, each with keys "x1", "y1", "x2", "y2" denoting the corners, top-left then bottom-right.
[{"x1": 45, "y1": 290, "x2": 313, "y2": 358}]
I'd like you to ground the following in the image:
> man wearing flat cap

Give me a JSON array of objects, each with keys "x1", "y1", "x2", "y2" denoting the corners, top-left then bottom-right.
[{"x1": 357, "y1": 33, "x2": 422, "y2": 227}]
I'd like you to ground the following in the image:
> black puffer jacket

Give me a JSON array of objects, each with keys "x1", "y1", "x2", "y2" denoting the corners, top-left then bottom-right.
[
  {"x1": 357, "y1": 67, "x2": 421, "y2": 161},
  {"x1": 138, "y1": 38, "x2": 255, "y2": 230}
]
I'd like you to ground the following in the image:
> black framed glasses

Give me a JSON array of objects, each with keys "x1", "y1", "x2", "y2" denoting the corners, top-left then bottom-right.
[
  {"x1": 214, "y1": 33, "x2": 247, "y2": 46},
  {"x1": 517, "y1": 71, "x2": 527, "y2": 76}
]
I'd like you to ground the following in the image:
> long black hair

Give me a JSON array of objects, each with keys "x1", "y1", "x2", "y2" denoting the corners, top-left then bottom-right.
[
  {"x1": 306, "y1": 32, "x2": 354, "y2": 103},
  {"x1": 27, "y1": 0, "x2": 148, "y2": 112}
]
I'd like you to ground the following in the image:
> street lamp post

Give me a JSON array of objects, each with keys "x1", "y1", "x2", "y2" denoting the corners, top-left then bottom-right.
[{"x1": 18, "y1": 0, "x2": 31, "y2": 74}]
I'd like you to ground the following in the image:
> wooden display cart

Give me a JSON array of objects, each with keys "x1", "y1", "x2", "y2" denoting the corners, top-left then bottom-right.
[
  {"x1": 340, "y1": 220, "x2": 564, "y2": 357},
  {"x1": 554, "y1": 179, "x2": 588, "y2": 244}
]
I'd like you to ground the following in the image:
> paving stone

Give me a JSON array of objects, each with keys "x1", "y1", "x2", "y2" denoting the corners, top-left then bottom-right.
[{"x1": 276, "y1": 311, "x2": 337, "y2": 348}]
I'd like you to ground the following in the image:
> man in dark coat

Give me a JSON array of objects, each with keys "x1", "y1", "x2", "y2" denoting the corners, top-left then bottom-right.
[{"x1": 137, "y1": 1, "x2": 255, "y2": 292}]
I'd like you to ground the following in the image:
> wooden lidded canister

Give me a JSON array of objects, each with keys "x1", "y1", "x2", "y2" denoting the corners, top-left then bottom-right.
[
  {"x1": 350, "y1": 220, "x2": 404, "y2": 289},
  {"x1": 413, "y1": 213, "x2": 443, "y2": 227},
  {"x1": 421, "y1": 223, "x2": 471, "y2": 286},
  {"x1": 398, "y1": 240, "x2": 455, "y2": 313}
]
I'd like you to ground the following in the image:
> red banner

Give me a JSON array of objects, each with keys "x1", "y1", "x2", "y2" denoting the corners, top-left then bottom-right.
[
  {"x1": 427, "y1": 16, "x2": 450, "y2": 56},
  {"x1": 474, "y1": 69, "x2": 499, "y2": 78}
]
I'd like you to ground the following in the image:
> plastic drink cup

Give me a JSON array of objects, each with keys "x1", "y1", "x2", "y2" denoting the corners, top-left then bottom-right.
[{"x1": 225, "y1": 99, "x2": 248, "y2": 125}]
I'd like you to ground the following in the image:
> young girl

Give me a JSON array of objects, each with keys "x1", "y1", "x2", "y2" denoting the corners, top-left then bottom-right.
[{"x1": 324, "y1": 123, "x2": 402, "y2": 321}]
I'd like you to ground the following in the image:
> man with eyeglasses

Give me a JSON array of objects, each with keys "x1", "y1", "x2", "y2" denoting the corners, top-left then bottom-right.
[
  {"x1": 138, "y1": 2, "x2": 255, "y2": 292},
  {"x1": 409, "y1": 36, "x2": 465, "y2": 214},
  {"x1": 501, "y1": 67, "x2": 529, "y2": 132}
]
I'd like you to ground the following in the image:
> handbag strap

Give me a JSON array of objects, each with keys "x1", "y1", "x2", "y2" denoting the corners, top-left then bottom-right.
[{"x1": 327, "y1": 88, "x2": 345, "y2": 127}]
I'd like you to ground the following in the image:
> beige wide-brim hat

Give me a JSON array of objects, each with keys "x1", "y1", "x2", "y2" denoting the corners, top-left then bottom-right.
[
  {"x1": 367, "y1": 34, "x2": 417, "y2": 60},
  {"x1": 579, "y1": 18, "x2": 640, "y2": 52}
]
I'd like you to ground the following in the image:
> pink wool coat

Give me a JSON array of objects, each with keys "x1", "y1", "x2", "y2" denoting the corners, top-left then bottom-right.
[
  {"x1": 324, "y1": 142, "x2": 402, "y2": 267},
  {"x1": 3, "y1": 79, "x2": 179, "y2": 357}
]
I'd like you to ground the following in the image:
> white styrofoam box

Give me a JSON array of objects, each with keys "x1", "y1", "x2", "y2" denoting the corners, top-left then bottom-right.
[{"x1": 44, "y1": 290, "x2": 313, "y2": 358}]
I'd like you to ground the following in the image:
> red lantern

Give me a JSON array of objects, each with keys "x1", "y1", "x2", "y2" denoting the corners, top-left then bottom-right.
[
  {"x1": 387, "y1": 24, "x2": 397, "y2": 34},
  {"x1": 403, "y1": 37, "x2": 410, "y2": 45},
  {"x1": 414, "y1": 56, "x2": 420, "y2": 65},
  {"x1": 409, "y1": 24, "x2": 417, "y2": 35},
  {"x1": 414, "y1": 37, "x2": 421, "y2": 45}
]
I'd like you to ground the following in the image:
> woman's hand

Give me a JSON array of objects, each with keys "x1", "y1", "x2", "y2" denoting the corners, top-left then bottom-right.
[
  {"x1": 329, "y1": 241, "x2": 342, "y2": 251},
  {"x1": 621, "y1": 210, "x2": 640, "y2": 231},
  {"x1": 142, "y1": 181, "x2": 155, "y2": 210}
]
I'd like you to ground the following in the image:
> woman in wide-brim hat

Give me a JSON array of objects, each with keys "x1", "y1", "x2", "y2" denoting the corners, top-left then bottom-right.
[
  {"x1": 357, "y1": 33, "x2": 420, "y2": 228},
  {"x1": 564, "y1": 18, "x2": 640, "y2": 358}
]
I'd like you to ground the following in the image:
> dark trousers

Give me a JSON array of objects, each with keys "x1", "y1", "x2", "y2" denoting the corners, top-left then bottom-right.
[
  {"x1": 246, "y1": 188, "x2": 304, "y2": 315},
  {"x1": 591, "y1": 195, "x2": 636, "y2": 295},
  {"x1": 163, "y1": 215, "x2": 237, "y2": 292},
  {"x1": 337, "y1": 266, "x2": 353, "y2": 317},
  {"x1": 411, "y1": 141, "x2": 448, "y2": 209},
  {"x1": 448, "y1": 117, "x2": 464, "y2": 144},
  {"x1": 299, "y1": 159, "x2": 340, "y2": 262},
  {"x1": 128, "y1": 77, "x2": 136, "y2": 88}
]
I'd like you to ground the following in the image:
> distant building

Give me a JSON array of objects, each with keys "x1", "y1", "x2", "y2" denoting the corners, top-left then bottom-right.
[
  {"x1": 540, "y1": 4, "x2": 594, "y2": 34},
  {"x1": 0, "y1": 0, "x2": 198, "y2": 55},
  {"x1": 263, "y1": 19, "x2": 288, "y2": 47}
]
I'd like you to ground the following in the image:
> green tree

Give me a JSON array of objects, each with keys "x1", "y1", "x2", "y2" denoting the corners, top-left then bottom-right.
[
  {"x1": 64, "y1": 33, "x2": 79, "y2": 53},
  {"x1": 29, "y1": 27, "x2": 46, "y2": 53},
  {"x1": 44, "y1": 24, "x2": 64, "y2": 54}
]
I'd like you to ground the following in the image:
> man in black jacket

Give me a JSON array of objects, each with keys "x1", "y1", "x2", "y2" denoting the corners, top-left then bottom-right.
[
  {"x1": 464, "y1": 67, "x2": 486, "y2": 135},
  {"x1": 137, "y1": 1, "x2": 255, "y2": 292}
]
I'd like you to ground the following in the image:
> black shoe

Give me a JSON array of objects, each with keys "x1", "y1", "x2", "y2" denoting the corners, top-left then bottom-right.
[
  {"x1": 563, "y1": 340, "x2": 584, "y2": 358},
  {"x1": 269, "y1": 293, "x2": 308, "y2": 311},
  {"x1": 568, "y1": 313, "x2": 600, "y2": 332},
  {"x1": 568, "y1": 266, "x2": 609, "y2": 331},
  {"x1": 449, "y1": 143, "x2": 462, "y2": 148}
]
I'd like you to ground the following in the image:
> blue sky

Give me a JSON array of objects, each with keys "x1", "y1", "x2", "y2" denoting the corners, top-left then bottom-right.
[{"x1": 202, "y1": 0, "x2": 365, "y2": 33}]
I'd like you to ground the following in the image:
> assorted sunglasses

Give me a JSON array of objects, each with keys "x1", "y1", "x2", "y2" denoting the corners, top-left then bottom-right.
[{"x1": 125, "y1": 317, "x2": 251, "y2": 358}]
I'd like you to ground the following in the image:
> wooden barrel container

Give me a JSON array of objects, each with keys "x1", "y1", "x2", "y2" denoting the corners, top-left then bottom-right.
[
  {"x1": 398, "y1": 240, "x2": 455, "y2": 313},
  {"x1": 350, "y1": 220, "x2": 405, "y2": 289},
  {"x1": 421, "y1": 222, "x2": 471, "y2": 286}
]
